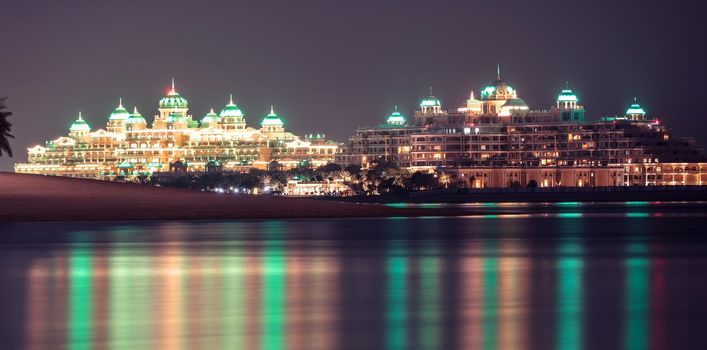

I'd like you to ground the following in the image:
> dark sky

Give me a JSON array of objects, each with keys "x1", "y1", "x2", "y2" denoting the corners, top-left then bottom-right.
[{"x1": 2, "y1": 0, "x2": 706, "y2": 170}]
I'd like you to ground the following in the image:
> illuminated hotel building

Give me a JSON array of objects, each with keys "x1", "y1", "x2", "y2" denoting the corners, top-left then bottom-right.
[
  {"x1": 338, "y1": 69, "x2": 707, "y2": 187},
  {"x1": 14, "y1": 81, "x2": 338, "y2": 178}
]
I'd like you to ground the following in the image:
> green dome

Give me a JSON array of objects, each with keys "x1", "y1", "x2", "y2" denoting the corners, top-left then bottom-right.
[
  {"x1": 126, "y1": 107, "x2": 147, "y2": 125},
  {"x1": 503, "y1": 98, "x2": 529, "y2": 108},
  {"x1": 626, "y1": 98, "x2": 646, "y2": 116},
  {"x1": 480, "y1": 85, "x2": 496, "y2": 99},
  {"x1": 420, "y1": 96, "x2": 441, "y2": 107},
  {"x1": 481, "y1": 65, "x2": 516, "y2": 100},
  {"x1": 108, "y1": 99, "x2": 131, "y2": 120},
  {"x1": 69, "y1": 112, "x2": 91, "y2": 132},
  {"x1": 200, "y1": 108, "x2": 221, "y2": 126},
  {"x1": 386, "y1": 107, "x2": 406, "y2": 125},
  {"x1": 166, "y1": 111, "x2": 186, "y2": 123},
  {"x1": 480, "y1": 82, "x2": 515, "y2": 100},
  {"x1": 159, "y1": 90, "x2": 188, "y2": 109},
  {"x1": 261, "y1": 106, "x2": 284, "y2": 126},
  {"x1": 420, "y1": 87, "x2": 442, "y2": 108},
  {"x1": 220, "y1": 94, "x2": 244, "y2": 118},
  {"x1": 557, "y1": 89, "x2": 579, "y2": 102}
]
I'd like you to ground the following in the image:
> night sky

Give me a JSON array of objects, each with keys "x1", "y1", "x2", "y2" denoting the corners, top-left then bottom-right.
[{"x1": 2, "y1": 0, "x2": 706, "y2": 170}]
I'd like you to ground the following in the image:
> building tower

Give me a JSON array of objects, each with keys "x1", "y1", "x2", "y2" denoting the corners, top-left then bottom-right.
[
  {"x1": 69, "y1": 111, "x2": 91, "y2": 139},
  {"x1": 386, "y1": 105, "x2": 406, "y2": 125},
  {"x1": 107, "y1": 98, "x2": 131, "y2": 133},
  {"x1": 460, "y1": 91, "x2": 482, "y2": 115},
  {"x1": 414, "y1": 87, "x2": 445, "y2": 126},
  {"x1": 556, "y1": 83, "x2": 585, "y2": 122},
  {"x1": 480, "y1": 65, "x2": 518, "y2": 115},
  {"x1": 126, "y1": 107, "x2": 147, "y2": 131},
  {"x1": 154, "y1": 79, "x2": 189, "y2": 129},
  {"x1": 419, "y1": 87, "x2": 442, "y2": 115},
  {"x1": 260, "y1": 105, "x2": 285, "y2": 134},
  {"x1": 200, "y1": 108, "x2": 220, "y2": 128},
  {"x1": 625, "y1": 97, "x2": 647, "y2": 121},
  {"x1": 219, "y1": 94, "x2": 246, "y2": 130}
]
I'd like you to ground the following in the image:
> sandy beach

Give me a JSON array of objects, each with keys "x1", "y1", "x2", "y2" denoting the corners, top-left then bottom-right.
[{"x1": 0, "y1": 173, "x2": 444, "y2": 222}]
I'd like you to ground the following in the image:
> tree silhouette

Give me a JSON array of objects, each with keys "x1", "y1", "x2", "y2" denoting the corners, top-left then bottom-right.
[{"x1": 0, "y1": 97, "x2": 13, "y2": 157}]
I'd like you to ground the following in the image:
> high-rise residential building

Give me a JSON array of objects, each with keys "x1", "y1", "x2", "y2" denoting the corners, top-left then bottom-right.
[{"x1": 339, "y1": 69, "x2": 707, "y2": 187}]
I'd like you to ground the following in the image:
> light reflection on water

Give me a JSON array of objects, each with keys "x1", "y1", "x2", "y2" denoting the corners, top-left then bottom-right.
[{"x1": 2, "y1": 205, "x2": 707, "y2": 349}]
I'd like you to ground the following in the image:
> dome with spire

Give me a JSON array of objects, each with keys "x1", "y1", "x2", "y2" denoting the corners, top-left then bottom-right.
[
  {"x1": 626, "y1": 98, "x2": 646, "y2": 117},
  {"x1": 108, "y1": 99, "x2": 131, "y2": 120},
  {"x1": 481, "y1": 81, "x2": 516, "y2": 100},
  {"x1": 261, "y1": 106, "x2": 284, "y2": 127},
  {"x1": 69, "y1": 112, "x2": 91, "y2": 132},
  {"x1": 420, "y1": 95, "x2": 441, "y2": 108},
  {"x1": 159, "y1": 79, "x2": 188, "y2": 109},
  {"x1": 417, "y1": 85, "x2": 440, "y2": 108},
  {"x1": 386, "y1": 106, "x2": 406, "y2": 125},
  {"x1": 419, "y1": 87, "x2": 443, "y2": 116},
  {"x1": 126, "y1": 107, "x2": 147, "y2": 125},
  {"x1": 557, "y1": 89, "x2": 579, "y2": 103},
  {"x1": 200, "y1": 108, "x2": 221, "y2": 127},
  {"x1": 220, "y1": 94, "x2": 244, "y2": 118},
  {"x1": 480, "y1": 65, "x2": 517, "y2": 101}
]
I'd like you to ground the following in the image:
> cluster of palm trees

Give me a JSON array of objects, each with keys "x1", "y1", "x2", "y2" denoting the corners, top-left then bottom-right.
[
  {"x1": 151, "y1": 164, "x2": 353, "y2": 193},
  {"x1": 0, "y1": 97, "x2": 13, "y2": 157},
  {"x1": 152, "y1": 158, "x2": 452, "y2": 196},
  {"x1": 347, "y1": 159, "x2": 449, "y2": 195}
]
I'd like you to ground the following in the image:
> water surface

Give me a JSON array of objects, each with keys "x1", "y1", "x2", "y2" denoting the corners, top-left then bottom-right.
[{"x1": 1, "y1": 202, "x2": 706, "y2": 349}]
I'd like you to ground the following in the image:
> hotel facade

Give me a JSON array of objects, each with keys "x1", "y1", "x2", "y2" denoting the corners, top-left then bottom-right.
[
  {"x1": 337, "y1": 70, "x2": 707, "y2": 187},
  {"x1": 14, "y1": 82, "x2": 338, "y2": 178}
]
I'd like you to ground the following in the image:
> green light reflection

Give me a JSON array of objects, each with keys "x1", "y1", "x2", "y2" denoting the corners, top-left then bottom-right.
[
  {"x1": 109, "y1": 237, "x2": 132, "y2": 350},
  {"x1": 108, "y1": 228, "x2": 154, "y2": 349},
  {"x1": 418, "y1": 244, "x2": 440, "y2": 350},
  {"x1": 68, "y1": 239, "x2": 92, "y2": 350},
  {"x1": 132, "y1": 246, "x2": 151, "y2": 348},
  {"x1": 261, "y1": 221, "x2": 286, "y2": 350},
  {"x1": 386, "y1": 237, "x2": 407, "y2": 350},
  {"x1": 624, "y1": 242, "x2": 649, "y2": 350},
  {"x1": 482, "y1": 242, "x2": 498, "y2": 350},
  {"x1": 385, "y1": 203, "x2": 408, "y2": 209},
  {"x1": 556, "y1": 240, "x2": 583, "y2": 350},
  {"x1": 221, "y1": 226, "x2": 245, "y2": 349}
]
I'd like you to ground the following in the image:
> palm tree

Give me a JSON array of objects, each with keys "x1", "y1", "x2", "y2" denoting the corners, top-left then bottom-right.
[
  {"x1": 0, "y1": 97, "x2": 13, "y2": 157},
  {"x1": 332, "y1": 170, "x2": 352, "y2": 182},
  {"x1": 260, "y1": 174, "x2": 273, "y2": 189},
  {"x1": 439, "y1": 172, "x2": 453, "y2": 188}
]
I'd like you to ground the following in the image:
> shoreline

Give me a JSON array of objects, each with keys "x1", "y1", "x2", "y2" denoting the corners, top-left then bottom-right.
[
  {"x1": 0, "y1": 173, "x2": 469, "y2": 222},
  {"x1": 3, "y1": 173, "x2": 706, "y2": 222},
  {"x1": 326, "y1": 187, "x2": 707, "y2": 204}
]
